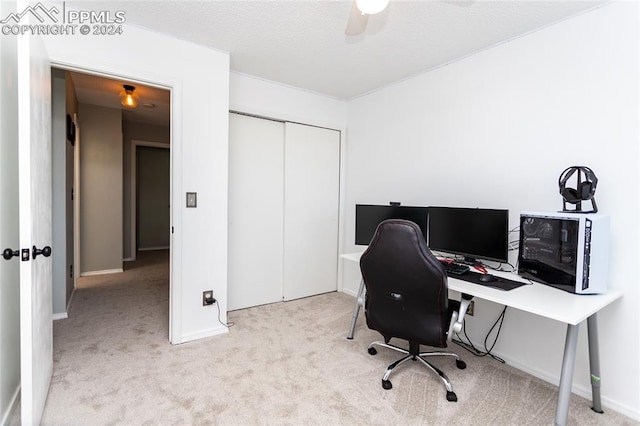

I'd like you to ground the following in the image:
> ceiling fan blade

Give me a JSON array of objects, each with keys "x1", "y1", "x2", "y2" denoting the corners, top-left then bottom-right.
[{"x1": 345, "y1": 1, "x2": 369, "y2": 36}]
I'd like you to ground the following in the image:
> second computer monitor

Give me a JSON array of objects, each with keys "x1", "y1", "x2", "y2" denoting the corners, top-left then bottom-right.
[{"x1": 427, "y1": 206, "x2": 509, "y2": 264}]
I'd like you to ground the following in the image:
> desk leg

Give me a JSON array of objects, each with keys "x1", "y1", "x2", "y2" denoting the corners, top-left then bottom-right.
[
  {"x1": 347, "y1": 279, "x2": 365, "y2": 340},
  {"x1": 555, "y1": 323, "x2": 580, "y2": 426},
  {"x1": 587, "y1": 314, "x2": 604, "y2": 413}
]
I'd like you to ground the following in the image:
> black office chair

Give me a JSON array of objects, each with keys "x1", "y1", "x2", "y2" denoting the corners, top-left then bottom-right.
[{"x1": 360, "y1": 219, "x2": 470, "y2": 402}]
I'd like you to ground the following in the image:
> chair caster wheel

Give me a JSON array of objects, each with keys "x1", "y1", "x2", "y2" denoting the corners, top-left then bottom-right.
[
  {"x1": 368, "y1": 347, "x2": 377, "y2": 355},
  {"x1": 382, "y1": 380, "x2": 392, "y2": 390},
  {"x1": 456, "y1": 359, "x2": 466, "y2": 369},
  {"x1": 446, "y1": 391, "x2": 457, "y2": 402}
]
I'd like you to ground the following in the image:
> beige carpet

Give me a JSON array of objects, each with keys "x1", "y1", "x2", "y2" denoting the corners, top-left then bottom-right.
[{"x1": 27, "y1": 251, "x2": 636, "y2": 425}]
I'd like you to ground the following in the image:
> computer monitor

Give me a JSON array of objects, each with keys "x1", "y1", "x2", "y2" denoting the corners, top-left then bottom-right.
[
  {"x1": 355, "y1": 204, "x2": 428, "y2": 245},
  {"x1": 427, "y1": 206, "x2": 509, "y2": 264}
]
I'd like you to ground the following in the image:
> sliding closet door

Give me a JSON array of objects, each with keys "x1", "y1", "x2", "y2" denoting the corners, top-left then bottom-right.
[
  {"x1": 283, "y1": 123, "x2": 340, "y2": 300},
  {"x1": 228, "y1": 113, "x2": 284, "y2": 311}
]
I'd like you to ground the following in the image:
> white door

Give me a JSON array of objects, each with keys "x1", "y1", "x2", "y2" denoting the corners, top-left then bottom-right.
[
  {"x1": 17, "y1": 33, "x2": 53, "y2": 424},
  {"x1": 283, "y1": 123, "x2": 340, "y2": 300},
  {"x1": 0, "y1": 0, "x2": 22, "y2": 419},
  {"x1": 228, "y1": 113, "x2": 285, "y2": 311}
]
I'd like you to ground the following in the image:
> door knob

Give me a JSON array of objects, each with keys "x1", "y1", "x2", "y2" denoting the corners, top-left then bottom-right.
[
  {"x1": 2, "y1": 248, "x2": 19, "y2": 260},
  {"x1": 32, "y1": 245, "x2": 52, "y2": 259}
]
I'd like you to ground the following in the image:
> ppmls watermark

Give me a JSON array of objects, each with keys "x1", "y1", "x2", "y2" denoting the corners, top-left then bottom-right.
[{"x1": 1, "y1": 2, "x2": 125, "y2": 36}]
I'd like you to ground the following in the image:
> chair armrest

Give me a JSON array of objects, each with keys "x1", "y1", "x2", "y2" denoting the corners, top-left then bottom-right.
[{"x1": 447, "y1": 294, "x2": 474, "y2": 342}]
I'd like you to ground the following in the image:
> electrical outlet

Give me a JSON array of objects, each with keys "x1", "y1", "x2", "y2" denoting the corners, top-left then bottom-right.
[
  {"x1": 202, "y1": 291, "x2": 214, "y2": 306},
  {"x1": 466, "y1": 301, "x2": 475, "y2": 316}
]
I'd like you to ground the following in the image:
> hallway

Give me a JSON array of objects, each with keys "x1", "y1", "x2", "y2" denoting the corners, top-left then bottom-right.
[{"x1": 66, "y1": 249, "x2": 170, "y2": 338}]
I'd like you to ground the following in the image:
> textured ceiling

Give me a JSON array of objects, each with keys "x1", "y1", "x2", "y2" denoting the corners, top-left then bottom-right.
[{"x1": 66, "y1": 0, "x2": 605, "y2": 100}]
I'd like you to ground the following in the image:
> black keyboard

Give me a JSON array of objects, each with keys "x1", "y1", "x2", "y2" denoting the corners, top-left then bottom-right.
[{"x1": 439, "y1": 260, "x2": 470, "y2": 275}]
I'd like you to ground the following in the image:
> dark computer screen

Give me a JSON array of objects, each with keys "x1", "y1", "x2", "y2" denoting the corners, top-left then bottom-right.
[
  {"x1": 355, "y1": 204, "x2": 428, "y2": 245},
  {"x1": 427, "y1": 207, "x2": 509, "y2": 263}
]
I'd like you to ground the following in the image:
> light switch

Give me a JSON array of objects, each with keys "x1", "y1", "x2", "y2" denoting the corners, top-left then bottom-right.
[{"x1": 186, "y1": 192, "x2": 197, "y2": 208}]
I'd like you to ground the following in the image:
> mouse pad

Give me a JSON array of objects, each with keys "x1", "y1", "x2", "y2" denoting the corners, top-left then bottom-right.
[{"x1": 452, "y1": 273, "x2": 527, "y2": 291}]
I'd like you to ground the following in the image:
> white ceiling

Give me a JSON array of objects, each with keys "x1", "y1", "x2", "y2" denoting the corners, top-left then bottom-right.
[
  {"x1": 66, "y1": 0, "x2": 604, "y2": 127},
  {"x1": 66, "y1": 0, "x2": 605, "y2": 101}
]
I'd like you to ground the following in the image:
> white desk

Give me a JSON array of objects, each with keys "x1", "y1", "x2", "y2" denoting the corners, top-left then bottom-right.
[{"x1": 341, "y1": 252, "x2": 623, "y2": 426}]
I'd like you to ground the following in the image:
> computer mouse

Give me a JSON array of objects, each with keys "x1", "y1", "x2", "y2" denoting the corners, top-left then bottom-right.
[{"x1": 479, "y1": 274, "x2": 498, "y2": 283}]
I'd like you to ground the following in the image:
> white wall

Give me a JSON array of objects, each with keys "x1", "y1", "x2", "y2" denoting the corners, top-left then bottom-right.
[
  {"x1": 230, "y1": 72, "x2": 347, "y2": 130},
  {"x1": 343, "y1": 2, "x2": 638, "y2": 420},
  {"x1": 43, "y1": 21, "x2": 230, "y2": 343}
]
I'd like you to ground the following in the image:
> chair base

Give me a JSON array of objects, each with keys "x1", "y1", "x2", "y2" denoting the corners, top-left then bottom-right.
[{"x1": 368, "y1": 340, "x2": 466, "y2": 401}]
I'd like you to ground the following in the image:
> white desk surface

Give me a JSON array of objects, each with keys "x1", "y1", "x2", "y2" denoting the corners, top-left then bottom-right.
[{"x1": 340, "y1": 252, "x2": 623, "y2": 326}]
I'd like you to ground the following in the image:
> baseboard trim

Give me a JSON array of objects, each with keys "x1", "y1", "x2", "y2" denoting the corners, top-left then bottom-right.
[
  {"x1": 123, "y1": 257, "x2": 135, "y2": 262},
  {"x1": 53, "y1": 287, "x2": 76, "y2": 320},
  {"x1": 80, "y1": 268, "x2": 124, "y2": 277},
  {"x1": 138, "y1": 246, "x2": 169, "y2": 252},
  {"x1": 66, "y1": 287, "x2": 76, "y2": 312},
  {"x1": 178, "y1": 326, "x2": 228, "y2": 344},
  {"x1": 339, "y1": 287, "x2": 358, "y2": 298},
  {"x1": 1, "y1": 384, "x2": 20, "y2": 426},
  {"x1": 52, "y1": 312, "x2": 68, "y2": 320}
]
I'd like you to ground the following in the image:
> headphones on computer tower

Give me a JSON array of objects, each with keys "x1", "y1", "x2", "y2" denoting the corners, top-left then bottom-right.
[{"x1": 558, "y1": 166, "x2": 598, "y2": 213}]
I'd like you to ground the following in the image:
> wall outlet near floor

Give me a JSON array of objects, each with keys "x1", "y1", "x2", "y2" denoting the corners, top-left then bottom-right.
[
  {"x1": 202, "y1": 291, "x2": 214, "y2": 306},
  {"x1": 466, "y1": 301, "x2": 475, "y2": 316}
]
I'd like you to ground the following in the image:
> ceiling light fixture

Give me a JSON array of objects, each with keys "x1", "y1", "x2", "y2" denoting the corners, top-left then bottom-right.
[
  {"x1": 119, "y1": 84, "x2": 140, "y2": 109},
  {"x1": 355, "y1": 0, "x2": 389, "y2": 15}
]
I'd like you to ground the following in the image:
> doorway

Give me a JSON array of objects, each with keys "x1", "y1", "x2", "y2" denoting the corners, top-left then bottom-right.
[{"x1": 51, "y1": 68, "x2": 172, "y2": 338}]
